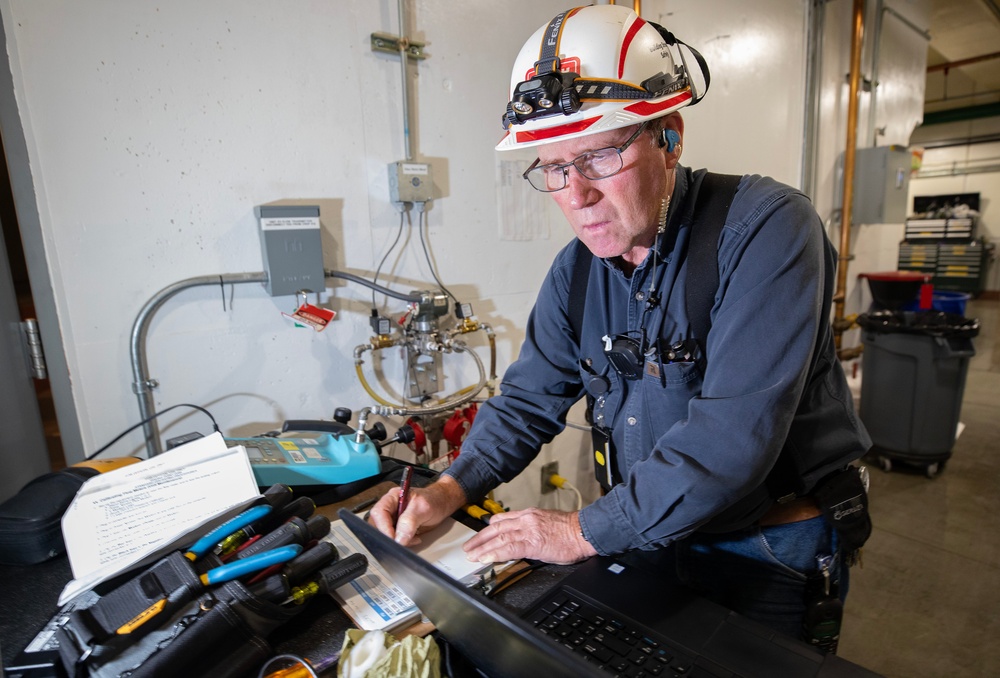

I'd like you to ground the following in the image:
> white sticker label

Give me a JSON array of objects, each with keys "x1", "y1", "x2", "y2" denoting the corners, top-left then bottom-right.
[
  {"x1": 288, "y1": 450, "x2": 307, "y2": 463},
  {"x1": 260, "y1": 216, "x2": 320, "y2": 231},
  {"x1": 401, "y1": 163, "x2": 429, "y2": 176},
  {"x1": 304, "y1": 447, "x2": 324, "y2": 460}
]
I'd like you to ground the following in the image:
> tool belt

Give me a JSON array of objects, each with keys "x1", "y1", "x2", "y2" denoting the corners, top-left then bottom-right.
[{"x1": 55, "y1": 550, "x2": 305, "y2": 678}]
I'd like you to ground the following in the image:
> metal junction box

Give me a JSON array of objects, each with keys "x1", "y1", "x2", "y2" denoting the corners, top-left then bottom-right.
[
  {"x1": 852, "y1": 146, "x2": 911, "y2": 224},
  {"x1": 256, "y1": 204, "x2": 325, "y2": 297}
]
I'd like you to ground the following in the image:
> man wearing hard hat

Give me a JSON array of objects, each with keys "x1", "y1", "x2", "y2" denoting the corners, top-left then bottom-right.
[{"x1": 372, "y1": 5, "x2": 871, "y2": 646}]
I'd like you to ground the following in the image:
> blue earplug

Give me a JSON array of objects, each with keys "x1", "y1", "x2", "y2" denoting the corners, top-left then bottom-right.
[{"x1": 662, "y1": 129, "x2": 681, "y2": 153}]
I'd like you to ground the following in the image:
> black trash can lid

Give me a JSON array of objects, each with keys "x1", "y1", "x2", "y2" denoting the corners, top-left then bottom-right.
[{"x1": 857, "y1": 310, "x2": 980, "y2": 338}]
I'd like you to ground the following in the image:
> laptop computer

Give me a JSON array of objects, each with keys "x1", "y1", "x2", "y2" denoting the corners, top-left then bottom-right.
[{"x1": 339, "y1": 509, "x2": 880, "y2": 678}]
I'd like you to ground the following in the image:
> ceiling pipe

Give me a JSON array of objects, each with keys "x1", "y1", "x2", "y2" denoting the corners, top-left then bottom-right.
[
  {"x1": 926, "y1": 50, "x2": 1000, "y2": 73},
  {"x1": 833, "y1": 0, "x2": 866, "y2": 355}
]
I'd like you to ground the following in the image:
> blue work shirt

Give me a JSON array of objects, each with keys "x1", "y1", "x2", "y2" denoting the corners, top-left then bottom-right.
[{"x1": 445, "y1": 167, "x2": 871, "y2": 556}]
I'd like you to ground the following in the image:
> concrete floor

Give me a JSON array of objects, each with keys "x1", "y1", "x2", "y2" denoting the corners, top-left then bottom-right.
[{"x1": 838, "y1": 299, "x2": 1000, "y2": 677}]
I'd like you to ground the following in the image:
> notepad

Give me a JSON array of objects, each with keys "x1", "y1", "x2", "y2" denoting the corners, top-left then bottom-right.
[{"x1": 322, "y1": 517, "x2": 493, "y2": 632}]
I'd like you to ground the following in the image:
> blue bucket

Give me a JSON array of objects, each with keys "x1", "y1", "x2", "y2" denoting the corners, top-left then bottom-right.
[{"x1": 902, "y1": 291, "x2": 971, "y2": 316}]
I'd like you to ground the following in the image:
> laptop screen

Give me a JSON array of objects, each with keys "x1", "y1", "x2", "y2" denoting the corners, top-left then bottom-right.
[{"x1": 339, "y1": 509, "x2": 604, "y2": 678}]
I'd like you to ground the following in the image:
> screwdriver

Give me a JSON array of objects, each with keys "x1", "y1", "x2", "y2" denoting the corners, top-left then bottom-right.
[
  {"x1": 216, "y1": 496, "x2": 316, "y2": 557},
  {"x1": 262, "y1": 483, "x2": 295, "y2": 511},
  {"x1": 185, "y1": 504, "x2": 272, "y2": 561},
  {"x1": 482, "y1": 498, "x2": 506, "y2": 515},
  {"x1": 284, "y1": 553, "x2": 369, "y2": 605},
  {"x1": 245, "y1": 540, "x2": 339, "y2": 586},
  {"x1": 283, "y1": 541, "x2": 339, "y2": 584},
  {"x1": 464, "y1": 504, "x2": 491, "y2": 524},
  {"x1": 232, "y1": 515, "x2": 331, "y2": 561}
]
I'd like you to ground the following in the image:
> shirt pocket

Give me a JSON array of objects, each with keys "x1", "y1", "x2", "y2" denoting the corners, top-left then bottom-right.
[{"x1": 638, "y1": 362, "x2": 703, "y2": 449}]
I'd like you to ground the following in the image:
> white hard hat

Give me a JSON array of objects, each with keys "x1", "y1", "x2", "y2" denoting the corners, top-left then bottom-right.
[{"x1": 496, "y1": 5, "x2": 710, "y2": 151}]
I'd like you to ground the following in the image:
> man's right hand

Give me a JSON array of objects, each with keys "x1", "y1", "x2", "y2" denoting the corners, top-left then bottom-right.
[{"x1": 368, "y1": 473, "x2": 468, "y2": 546}]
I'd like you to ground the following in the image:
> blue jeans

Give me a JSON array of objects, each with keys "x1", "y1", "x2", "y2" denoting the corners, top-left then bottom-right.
[{"x1": 672, "y1": 516, "x2": 847, "y2": 641}]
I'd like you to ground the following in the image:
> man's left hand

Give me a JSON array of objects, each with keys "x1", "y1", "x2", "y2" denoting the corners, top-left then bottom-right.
[{"x1": 462, "y1": 507, "x2": 597, "y2": 565}]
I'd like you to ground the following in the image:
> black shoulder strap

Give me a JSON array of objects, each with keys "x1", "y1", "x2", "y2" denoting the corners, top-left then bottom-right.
[
  {"x1": 568, "y1": 244, "x2": 593, "y2": 342},
  {"x1": 685, "y1": 173, "x2": 741, "y2": 359}
]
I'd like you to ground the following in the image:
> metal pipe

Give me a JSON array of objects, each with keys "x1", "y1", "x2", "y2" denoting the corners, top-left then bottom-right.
[
  {"x1": 325, "y1": 269, "x2": 423, "y2": 303},
  {"x1": 801, "y1": 0, "x2": 826, "y2": 197},
  {"x1": 868, "y1": 0, "x2": 885, "y2": 146},
  {"x1": 833, "y1": 0, "x2": 865, "y2": 352},
  {"x1": 927, "y1": 50, "x2": 1000, "y2": 73},
  {"x1": 607, "y1": 1, "x2": 643, "y2": 14},
  {"x1": 131, "y1": 267, "x2": 422, "y2": 457},
  {"x1": 130, "y1": 272, "x2": 267, "y2": 457},
  {"x1": 884, "y1": 4, "x2": 931, "y2": 41},
  {"x1": 398, "y1": 0, "x2": 413, "y2": 161}
]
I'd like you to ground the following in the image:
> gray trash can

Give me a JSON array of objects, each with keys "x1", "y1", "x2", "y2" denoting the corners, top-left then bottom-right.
[{"x1": 858, "y1": 310, "x2": 980, "y2": 478}]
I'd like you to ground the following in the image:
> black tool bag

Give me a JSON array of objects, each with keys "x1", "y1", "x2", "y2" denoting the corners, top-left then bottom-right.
[{"x1": 55, "y1": 551, "x2": 303, "y2": 678}]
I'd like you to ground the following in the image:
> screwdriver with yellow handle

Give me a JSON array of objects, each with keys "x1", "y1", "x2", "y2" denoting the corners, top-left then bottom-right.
[
  {"x1": 482, "y1": 498, "x2": 506, "y2": 515},
  {"x1": 464, "y1": 504, "x2": 492, "y2": 524},
  {"x1": 283, "y1": 552, "x2": 369, "y2": 605}
]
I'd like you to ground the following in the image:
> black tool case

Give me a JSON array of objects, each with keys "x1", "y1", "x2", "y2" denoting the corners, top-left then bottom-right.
[{"x1": 0, "y1": 467, "x2": 98, "y2": 566}]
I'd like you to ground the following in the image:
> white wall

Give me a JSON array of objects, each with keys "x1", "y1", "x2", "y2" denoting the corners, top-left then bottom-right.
[
  {"x1": 650, "y1": 0, "x2": 810, "y2": 186},
  {"x1": 1, "y1": 0, "x2": 928, "y2": 512}
]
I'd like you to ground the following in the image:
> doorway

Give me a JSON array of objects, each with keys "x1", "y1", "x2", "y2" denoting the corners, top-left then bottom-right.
[{"x1": 0, "y1": 136, "x2": 64, "y2": 472}]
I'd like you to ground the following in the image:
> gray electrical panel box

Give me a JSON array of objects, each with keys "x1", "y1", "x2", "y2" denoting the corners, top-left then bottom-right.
[
  {"x1": 852, "y1": 145, "x2": 911, "y2": 224},
  {"x1": 255, "y1": 204, "x2": 325, "y2": 297}
]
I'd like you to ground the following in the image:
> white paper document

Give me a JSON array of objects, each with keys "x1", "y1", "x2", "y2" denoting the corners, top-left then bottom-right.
[
  {"x1": 323, "y1": 517, "x2": 493, "y2": 632},
  {"x1": 58, "y1": 432, "x2": 260, "y2": 605}
]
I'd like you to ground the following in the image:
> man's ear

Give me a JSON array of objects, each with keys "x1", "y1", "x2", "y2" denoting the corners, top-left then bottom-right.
[
  {"x1": 659, "y1": 128, "x2": 681, "y2": 153},
  {"x1": 655, "y1": 114, "x2": 684, "y2": 149},
  {"x1": 657, "y1": 114, "x2": 684, "y2": 167}
]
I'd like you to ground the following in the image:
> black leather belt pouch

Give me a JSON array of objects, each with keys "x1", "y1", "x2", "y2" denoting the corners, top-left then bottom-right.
[{"x1": 812, "y1": 466, "x2": 872, "y2": 553}]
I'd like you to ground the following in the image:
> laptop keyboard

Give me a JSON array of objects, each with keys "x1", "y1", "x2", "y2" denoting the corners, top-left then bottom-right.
[{"x1": 525, "y1": 590, "x2": 697, "y2": 678}]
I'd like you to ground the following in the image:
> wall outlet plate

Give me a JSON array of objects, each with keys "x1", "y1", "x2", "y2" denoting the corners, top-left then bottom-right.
[{"x1": 540, "y1": 461, "x2": 559, "y2": 494}]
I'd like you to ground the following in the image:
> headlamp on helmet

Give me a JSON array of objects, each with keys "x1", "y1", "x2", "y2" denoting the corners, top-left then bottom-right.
[{"x1": 504, "y1": 60, "x2": 582, "y2": 130}]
